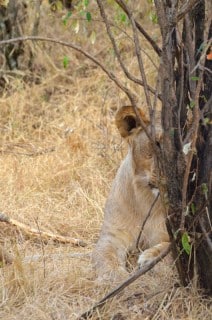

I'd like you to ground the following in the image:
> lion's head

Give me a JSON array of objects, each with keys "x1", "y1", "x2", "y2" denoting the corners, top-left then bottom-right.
[{"x1": 115, "y1": 106, "x2": 162, "y2": 191}]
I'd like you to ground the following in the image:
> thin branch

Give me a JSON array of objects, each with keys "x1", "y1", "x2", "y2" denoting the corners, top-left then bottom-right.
[
  {"x1": 0, "y1": 36, "x2": 136, "y2": 104},
  {"x1": 0, "y1": 212, "x2": 87, "y2": 247},
  {"x1": 129, "y1": 10, "x2": 153, "y2": 110},
  {"x1": 0, "y1": 36, "x2": 151, "y2": 138},
  {"x1": 180, "y1": 73, "x2": 202, "y2": 230},
  {"x1": 61, "y1": 16, "x2": 159, "y2": 70},
  {"x1": 136, "y1": 193, "x2": 160, "y2": 250},
  {"x1": 177, "y1": 0, "x2": 200, "y2": 22},
  {"x1": 0, "y1": 36, "x2": 156, "y2": 142},
  {"x1": 199, "y1": 219, "x2": 212, "y2": 252},
  {"x1": 177, "y1": 32, "x2": 184, "y2": 149},
  {"x1": 96, "y1": 0, "x2": 158, "y2": 96},
  {"x1": 115, "y1": 0, "x2": 162, "y2": 56},
  {"x1": 78, "y1": 244, "x2": 171, "y2": 320},
  {"x1": 100, "y1": 0, "x2": 159, "y2": 147}
]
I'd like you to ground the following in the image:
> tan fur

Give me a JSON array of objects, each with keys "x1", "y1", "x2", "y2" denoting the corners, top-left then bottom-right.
[{"x1": 92, "y1": 106, "x2": 170, "y2": 280}]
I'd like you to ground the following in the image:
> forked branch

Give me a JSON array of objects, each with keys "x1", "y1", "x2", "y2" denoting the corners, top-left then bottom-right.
[
  {"x1": 177, "y1": 0, "x2": 200, "y2": 21},
  {"x1": 0, "y1": 36, "x2": 155, "y2": 142},
  {"x1": 0, "y1": 36, "x2": 136, "y2": 103},
  {"x1": 114, "y1": 0, "x2": 162, "y2": 56},
  {"x1": 96, "y1": 0, "x2": 157, "y2": 97}
]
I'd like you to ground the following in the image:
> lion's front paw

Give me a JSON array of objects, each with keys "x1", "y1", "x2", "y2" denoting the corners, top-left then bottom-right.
[{"x1": 137, "y1": 252, "x2": 153, "y2": 269}]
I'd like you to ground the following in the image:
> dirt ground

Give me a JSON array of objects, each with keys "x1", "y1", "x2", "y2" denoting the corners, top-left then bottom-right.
[{"x1": 0, "y1": 2, "x2": 211, "y2": 319}]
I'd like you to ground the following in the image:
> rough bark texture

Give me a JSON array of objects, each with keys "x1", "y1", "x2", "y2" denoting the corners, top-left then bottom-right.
[
  {"x1": 154, "y1": 0, "x2": 212, "y2": 292},
  {"x1": 0, "y1": 0, "x2": 27, "y2": 70},
  {"x1": 194, "y1": 12, "x2": 212, "y2": 293}
]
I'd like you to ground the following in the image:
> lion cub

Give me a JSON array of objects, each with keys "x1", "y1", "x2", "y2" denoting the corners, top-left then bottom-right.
[{"x1": 92, "y1": 106, "x2": 170, "y2": 280}]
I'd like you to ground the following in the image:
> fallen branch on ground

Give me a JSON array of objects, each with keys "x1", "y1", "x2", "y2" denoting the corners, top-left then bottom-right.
[
  {"x1": 78, "y1": 244, "x2": 171, "y2": 319},
  {"x1": 0, "y1": 212, "x2": 87, "y2": 247}
]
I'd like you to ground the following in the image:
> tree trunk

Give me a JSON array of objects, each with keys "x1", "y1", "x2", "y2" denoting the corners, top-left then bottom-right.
[
  {"x1": 0, "y1": 0, "x2": 27, "y2": 70},
  {"x1": 154, "y1": 0, "x2": 212, "y2": 292}
]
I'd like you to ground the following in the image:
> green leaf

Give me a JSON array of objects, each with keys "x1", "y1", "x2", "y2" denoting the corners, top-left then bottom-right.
[
  {"x1": 86, "y1": 11, "x2": 92, "y2": 22},
  {"x1": 84, "y1": 0, "x2": 89, "y2": 7},
  {"x1": 191, "y1": 203, "x2": 196, "y2": 215},
  {"x1": 182, "y1": 232, "x2": 191, "y2": 255},
  {"x1": 190, "y1": 76, "x2": 199, "y2": 81},
  {"x1": 120, "y1": 13, "x2": 127, "y2": 22},
  {"x1": 203, "y1": 117, "x2": 210, "y2": 125},
  {"x1": 201, "y1": 183, "x2": 208, "y2": 199},
  {"x1": 63, "y1": 56, "x2": 69, "y2": 69},
  {"x1": 62, "y1": 11, "x2": 72, "y2": 26},
  {"x1": 149, "y1": 12, "x2": 158, "y2": 24},
  {"x1": 189, "y1": 100, "x2": 195, "y2": 109}
]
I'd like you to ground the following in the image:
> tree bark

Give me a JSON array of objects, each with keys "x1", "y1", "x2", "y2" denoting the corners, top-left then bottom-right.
[{"x1": 154, "y1": 0, "x2": 212, "y2": 291}]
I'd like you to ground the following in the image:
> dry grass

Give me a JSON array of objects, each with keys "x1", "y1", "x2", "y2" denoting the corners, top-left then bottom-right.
[{"x1": 0, "y1": 2, "x2": 211, "y2": 319}]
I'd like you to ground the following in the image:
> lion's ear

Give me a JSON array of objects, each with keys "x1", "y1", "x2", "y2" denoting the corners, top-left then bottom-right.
[{"x1": 115, "y1": 106, "x2": 149, "y2": 138}]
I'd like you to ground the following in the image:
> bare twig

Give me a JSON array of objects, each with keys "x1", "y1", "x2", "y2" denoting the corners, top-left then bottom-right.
[
  {"x1": 177, "y1": 0, "x2": 200, "y2": 22},
  {"x1": 114, "y1": 0, "x2": 162, "y2": 56},
  {"x1": 199, "y1": 219, "x2": 212, "y2": 252},
  {"x1": 96, "y1": 0, "x2": 157, "y2": 144},
  {"x1": 78, "y1": 244, "x2": 171, "y2": 320},
  {"x1": 0, "y1": 212, "x2": 87, "y2": 247},
  {"x1": 127, "y1": 8, "x2": 152, "y2": 109},
  {"x1": 136, "y1": 193, "x2": 160, "y2": 250},
  {"x1": 177, "y1": 30, "x2": 184, "y2": 149},
  {"x1": 0, "y1": 35, "x2": 153, "y2": 142},
  {"x1": 96, "y1": 0, "x2": 158, "y2": 96},
  {"x1": 0, "y1": 36, "x2": 159, "y2": 143},
  {"x1": 0, "y1": 36, "x2": 136, "y2": 104}
]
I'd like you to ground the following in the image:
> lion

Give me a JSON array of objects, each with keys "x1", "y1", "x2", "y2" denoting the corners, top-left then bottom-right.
[{"x1": 92, "y1": 105, "x2": 170, "y2": 280}]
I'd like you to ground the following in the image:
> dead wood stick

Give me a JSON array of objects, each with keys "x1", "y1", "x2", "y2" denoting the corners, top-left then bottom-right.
[
  {"x1": 0, "y1": 212, "x2": 86, "y2": 247},
  {"x1": 78, "y1": 244, "x2": 171, "y2": 320}
]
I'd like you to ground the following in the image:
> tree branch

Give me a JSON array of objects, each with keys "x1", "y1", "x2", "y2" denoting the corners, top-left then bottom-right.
[
  {"x1": 115, "y1": 0, "x2": 162, "y2": 56},
  {"x1": 78, "y1": 244, "x2": 171, "y2": 320},
  {"x1": 177, "y1": 0, "x2": 200, "y2": 22},
  {"x1": 96, "y1": 0, "x2": 158, "y2": 97},
  {"x1": 129, "y1": 10, "x2": 153, "y2": 110},
  {"x1": 136, "y1": 193, "x2": 160, "y2": 250},
  {"x1": 0, "y1": 35, "x2": 136, "y2": 102},
  {"x1": 0, "y1": 212, "x2": 87, "y2": 247},
  {"x1": 0, "y1": 35, "x2": 157, "y2": 143}
]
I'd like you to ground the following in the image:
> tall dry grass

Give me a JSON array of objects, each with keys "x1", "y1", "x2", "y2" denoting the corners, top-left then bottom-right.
[{"x1": 0, "y1": 2, "x2": 211, "y2": 319}]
